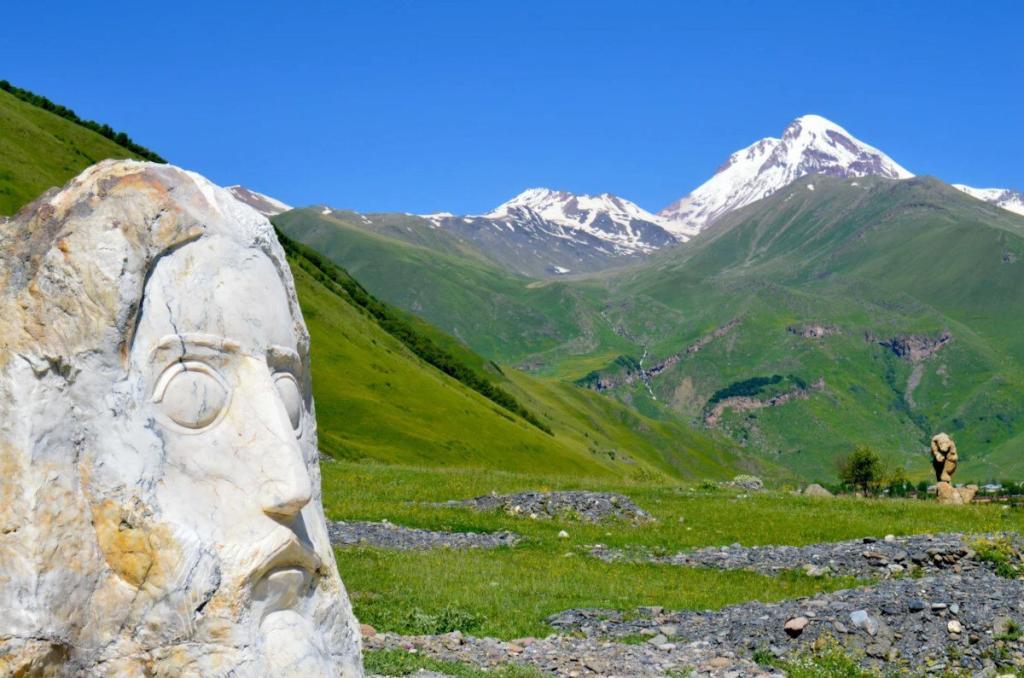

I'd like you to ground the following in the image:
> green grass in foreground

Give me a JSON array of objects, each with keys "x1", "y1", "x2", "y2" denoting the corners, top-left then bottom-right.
[
  {"x1": 364, "y1": 649, "x2": 542, "y2": 677},
  {"x1": 324, "y1": 461, "x2": 1024, "y2": 639},
  {"x1": 756, "y1": 637, "x2": 876, "y2": 677},
  {"x1": 339, "y1": 547, "x2": 859, "y2": 639}
]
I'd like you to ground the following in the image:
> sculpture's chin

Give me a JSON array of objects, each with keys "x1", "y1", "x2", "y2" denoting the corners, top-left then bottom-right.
[
  {"x1": 252, "y1": 566, "x2": 314, "y2": 619},
  {"x1": 261, "y1": 610, "x2": 334, "y2": 675}
]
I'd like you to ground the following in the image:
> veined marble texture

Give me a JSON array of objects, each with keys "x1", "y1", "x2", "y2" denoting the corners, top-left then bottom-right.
[{"x1": 0, "y1": 161, "x2": 363, "y2": 676}]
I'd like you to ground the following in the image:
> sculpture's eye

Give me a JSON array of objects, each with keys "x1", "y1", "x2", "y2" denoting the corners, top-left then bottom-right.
[
  {"x1": 153, "y1": 362, "x2": 230, "y2": 430},
  {"x1": 274, "y1": 373, "x2": 303, "y2": 433}
]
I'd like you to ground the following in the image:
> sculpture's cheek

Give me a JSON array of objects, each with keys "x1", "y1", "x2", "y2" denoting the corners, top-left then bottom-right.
[{"x1": 91, "y1": 499, "x2": 181, "y2": 590}]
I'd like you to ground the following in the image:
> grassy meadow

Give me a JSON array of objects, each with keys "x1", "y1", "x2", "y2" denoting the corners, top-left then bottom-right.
[{"x1": 323, "y1": 460, "x2": 1024, "y2": 640}]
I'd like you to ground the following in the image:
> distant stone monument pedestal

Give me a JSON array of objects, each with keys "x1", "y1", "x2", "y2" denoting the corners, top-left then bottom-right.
[
  {"x1": 935, "y1": 482, "x2": 978, "y2": 505},
  {"x1": 930, "y1": 433, "x2": 975, "y2": 505}
]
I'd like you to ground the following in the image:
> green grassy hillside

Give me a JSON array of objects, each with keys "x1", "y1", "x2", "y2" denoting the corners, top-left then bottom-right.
[
  {"x1": 285, "y1": 236, "x2": 768, "y2": 480},
  {"x1": 593, "y1": 176, "x2": 1024, "y2": 479},
  {"x1": 0, "y1": 86, "x2": 154, "y2": 215},
  {"x1": 275, "y1": 208, "x2": 626, "y2": 371}
]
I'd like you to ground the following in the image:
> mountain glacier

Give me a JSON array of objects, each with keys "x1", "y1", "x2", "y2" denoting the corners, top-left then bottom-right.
[
  {"x1": 420, "y1": 188, "x2": 681, "y2": 275},
  {"x1": 659, "y1": 115, "x2": 913, "y2": 233},
  {"x1": 952, "y1": 184, "x2": 1024, "y2": 217}
]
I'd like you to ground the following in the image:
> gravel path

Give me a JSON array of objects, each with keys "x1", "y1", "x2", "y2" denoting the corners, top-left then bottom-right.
[
  {"x1": 328, "y1": 520, "x2": 520, "y2": 550},
  {"x1": 430, "y1": 491, "x2": 653, "y2": 524},
  {"x1": 590, "y1": 532, "x2": 1021, "y2": 579}
]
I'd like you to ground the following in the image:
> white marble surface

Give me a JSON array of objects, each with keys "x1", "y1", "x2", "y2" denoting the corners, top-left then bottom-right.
[{"x1": 0, "y1": 160, "x2": 362, "y2": 675}]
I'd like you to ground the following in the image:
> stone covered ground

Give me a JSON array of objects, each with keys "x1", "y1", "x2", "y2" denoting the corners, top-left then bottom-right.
[
  {"x1": 335, "y1": 491, "x2": 1024, "y2": 677},
  {"x1": 428, "y1": 491, "x2": 653, "y2": 524}
]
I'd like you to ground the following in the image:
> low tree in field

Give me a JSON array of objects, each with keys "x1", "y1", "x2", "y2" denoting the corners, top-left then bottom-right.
[
  {"x1": 886, "y1": 466, "x2": 912, "y2": 497},
  {"x1": 838, "y1": 446, "x2": 883, "y2": 495}
]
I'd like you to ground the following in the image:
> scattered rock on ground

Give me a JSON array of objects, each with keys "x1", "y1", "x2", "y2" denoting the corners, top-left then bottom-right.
[
  {"x1": 590, "y1": 532, "x2": 1022, "y2": 579},
  {"x1": 369, "y1": 670, "x2": 452, "y2": 678},
  {"x1": 364, "y1": 630, "x2": 779, "y2": 677},
  {"x1": 328, "y1": 520, "x2": 520, "y2": 550},
  {"x1": 727, "y1": 475, "x2": 765, "y2": 491},
  {"x1": 788, "y1": 324, "x2": 840, "y2": 339},
  {"x1": 784, "y1": 616, "x2": 808, "y2": 637},
  {"x1": 549, "y1": 567, "x2": 1024, "y2": 673},
  {"x1": 431, "y1": 491, "x2": 653, "y2": 523}
]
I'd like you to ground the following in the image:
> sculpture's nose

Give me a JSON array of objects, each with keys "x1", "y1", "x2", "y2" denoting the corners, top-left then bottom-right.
[
  {"x1": 249, "y1": 368, "x2": 313, "y2": 520},
  {"x1": 260, "y1": 453, "x2": 313, "y2": 520}
]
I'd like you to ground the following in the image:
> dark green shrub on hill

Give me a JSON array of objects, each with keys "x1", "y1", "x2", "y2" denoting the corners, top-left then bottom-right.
[
  {"x1": 708, "y1": 375, "x2": 784, "y2": 405},
  {"x1": 575, "y1": 355, "x2": 642, "y2": 389},
  {"x1": 706, "y1": 374, "x2": 811, "y2": 410}
]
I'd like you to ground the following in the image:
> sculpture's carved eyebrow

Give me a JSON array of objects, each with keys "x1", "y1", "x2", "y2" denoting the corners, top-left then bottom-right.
[
  {"x1": 267, "y1": 345, "x2": 301, "y2": 372},
  {"x1": 151, "y1": 333, "x2": 241, "y2": 359}
]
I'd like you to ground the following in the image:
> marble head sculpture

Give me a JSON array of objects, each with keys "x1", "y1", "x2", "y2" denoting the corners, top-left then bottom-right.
[{"x1": 0, "y1": 161, "x2": 362, "y2": 675}]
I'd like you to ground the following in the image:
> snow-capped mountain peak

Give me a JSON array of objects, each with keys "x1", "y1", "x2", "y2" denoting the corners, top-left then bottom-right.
[
  {"x1": 952, "y1": 184, "x2": 1024, "y2": 217},
  {"x1": 659, "y1": 114, "x2": 913, "y2": 232},
  {"x1": 483, "y1": 187, "x2": 691, "y2": 241},
  {"x1": 413, "y1": 187, "x2": 687, "y2": 277}
]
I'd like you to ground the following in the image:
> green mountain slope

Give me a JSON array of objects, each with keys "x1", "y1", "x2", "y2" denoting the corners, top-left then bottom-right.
[
  {"x1": 591, "y1": 175, "x2": 1024, "y2": 479},
  {"x1": 0, "y1": 86, "x2": 155, "y2": 215},
  {"x1": 284, "y1": 235, "x2": 766, "y2": 480},
  {"x1": 275, "y1": 207, "x2": 626, "y2": 373}
]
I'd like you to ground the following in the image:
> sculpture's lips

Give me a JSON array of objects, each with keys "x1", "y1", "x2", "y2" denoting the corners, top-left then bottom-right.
[{"x1": 248, "y1": 534, "x2": 322, "y2": 587}]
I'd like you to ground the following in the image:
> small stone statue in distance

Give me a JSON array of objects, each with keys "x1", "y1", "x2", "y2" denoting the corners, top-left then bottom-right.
[
  {"x1": 930, "y1": 432, "x2": 958, "y2": 482},
  {"x1": 930, "y1": 433, "x2": 976, "y2": 505}
]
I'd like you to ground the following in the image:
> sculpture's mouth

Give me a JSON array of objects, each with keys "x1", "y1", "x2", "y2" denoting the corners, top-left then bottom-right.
[
  {"x1": 247, "y1": 535, "x2": 322, "y2": 617},
  {"x1": 253, "y1": 535, "x2": 321, "y2": 576}
]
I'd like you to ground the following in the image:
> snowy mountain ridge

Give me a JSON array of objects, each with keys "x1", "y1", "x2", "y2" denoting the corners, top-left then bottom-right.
[
  {"x1": 659, "y1": 114, "x2": 1024, "y2": 230},
  {"x1": 416, "y1": 187, "x2": 684, "y2": 276},
  {"x1": 658, "y1": 114, "x2": 913, "y2": 233},
  {"x1": 476, "y1": 187, "x2": 695, "y2": 250},
  {"x1": 952, "y1": 184, "x2": 1024, "y2": 217}
]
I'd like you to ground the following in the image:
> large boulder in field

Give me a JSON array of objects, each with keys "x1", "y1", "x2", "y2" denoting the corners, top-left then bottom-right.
[{"x1": 803, "y1": 483, "x2": 834, "y2": 498}]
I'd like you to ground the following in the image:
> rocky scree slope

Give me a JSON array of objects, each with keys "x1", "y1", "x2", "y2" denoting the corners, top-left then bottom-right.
[{"x1": 227, "y1": 185, "x2": 292, "y2": 217}]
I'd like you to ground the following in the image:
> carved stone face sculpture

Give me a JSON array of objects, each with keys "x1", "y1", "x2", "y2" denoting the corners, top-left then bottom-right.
[{"x1": 0, "y1": 161, "x2": 362, "y2": 676}]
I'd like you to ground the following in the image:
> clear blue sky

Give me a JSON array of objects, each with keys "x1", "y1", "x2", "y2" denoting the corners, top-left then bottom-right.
[{"x1": 3, "y1": 1, "x2": 1021, "y2": 214}]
